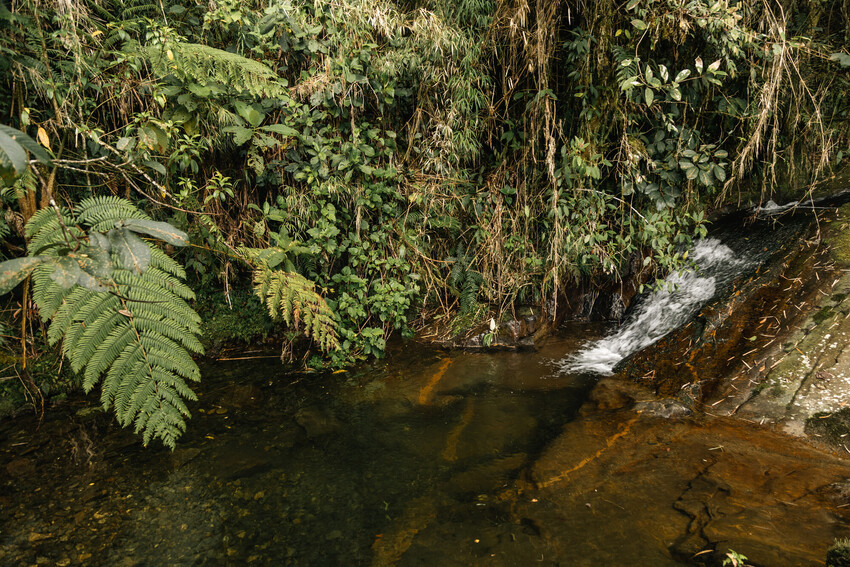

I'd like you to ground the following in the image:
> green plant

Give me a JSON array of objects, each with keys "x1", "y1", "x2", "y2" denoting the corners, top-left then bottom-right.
[
  {"x1": 723, "y1": 549, "x2": 750, "y2": 567},
  {"x1": 0, "y1": 197, "x2": 202, "y2": 449},
  {"x1": 827, "y1": 537, "x2": 850, "y2": 567},
  {"x1": 0, "y1": 124, "x2": 50, "y2": 185},
  {"x1": 241, "y1": 246, "x2": 339, "y2": 354}
]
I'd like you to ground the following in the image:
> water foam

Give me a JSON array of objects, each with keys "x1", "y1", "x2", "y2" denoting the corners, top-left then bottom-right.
[{"x1": 562, "y1": 238, "x2": 749, "y2": 375}]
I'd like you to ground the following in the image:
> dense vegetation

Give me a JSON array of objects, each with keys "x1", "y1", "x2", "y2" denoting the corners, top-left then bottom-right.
[{"x1": 0, "y1": 0, "x2": 847, "y2": 446}]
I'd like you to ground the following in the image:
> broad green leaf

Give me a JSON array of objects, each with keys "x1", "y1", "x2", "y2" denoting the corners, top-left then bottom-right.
[
  {"x1": 75, "y1": 270, "x2": 110, "y2": 292},
  {"x1": 713, "y1": 164, "x2": 727, "y2": 182},
  {"x1": 121, "y1": 218, "x2": 190, "y2": 246},
  {"x1": 116, "y1": 137, "x2": 134, "y2": 151},
  {"x1": 260, "y1": 124, "x2": 298, "y2": 137},
  {"x1": 698, "y1": 168, "x2": 713, "y2": 186},
  {"x1": 0, "y1": 128, "x2": 29, "y2": 179},
  {"x1": 78, "y1": 240, "x2": 113, "y2": 279},
  {"x1": 644, "y1": 87, "x2": 654, "y2": 106},
  {"x1": 108, "y1": 228, "x2": 151, "y2": 274},
  {"x1": 658, "y1": 65, "x2": 669, "y2": 81},
  {"x1": 0, "y1": 125, "x2": 51, "y2": 164},
  {"x1": 685, "y1": 166, "x2": 699, "y2": 180},
  {"x1": 714, "y1": 149, "x2": 728, "y2": 158},
  {"x1": 679, "y1": 159, "x2": 694, "y2": 170},
  {"x1": 674, "y1": 69, "x2": 691, "y2": 82},
  {"x1": 89, "y1": 231, "x2": 111, "y2": 252},
  {"x1": 139, "y1": 126, "x2": 161, "y2": 151},
  {"x1": 142, "y1": 160, "x2": 166, "y2": 175},
  {"x1": 223, "y1": 126, "x2": 254, "y2": 146},
  {"x1": 631, "y1": 19, "x2": 647, "y2": 30},
  {"x1": 669, "y1": 87, "x2": 682, "y2": 101},
  {"x1": 0, "y1": 257, "x2": 44, "y2": 294},
  {"x1": 50, "y1": 256, "x2": 83, "y2": 289},
  {"x1": 234, "y1": 101, "x2": 265, "y2": 128}
]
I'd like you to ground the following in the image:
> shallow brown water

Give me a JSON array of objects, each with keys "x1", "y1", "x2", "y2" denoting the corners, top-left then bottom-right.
[{"x1": 2, "y1": 323, "x2": 850, "y2": 566}]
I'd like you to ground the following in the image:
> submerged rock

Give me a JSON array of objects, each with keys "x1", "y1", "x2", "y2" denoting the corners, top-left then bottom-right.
[
  {"x1": 294, "y1": 406, "x2": 341, "y2": 439},
  {"x1": 525, "y1": 410, "x2": 850, "y2": 566}
]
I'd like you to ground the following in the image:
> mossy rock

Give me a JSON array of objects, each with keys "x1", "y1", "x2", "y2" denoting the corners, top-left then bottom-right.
[
  {"x1": 827, "y1": 537, "x2": 850, "y2": 567},
  {"x1": 823, "y1": 203, "x2": 850, "y2": 267},
  {"x1": 806, "y1": 409, "x2": 850, "y2": 448}
]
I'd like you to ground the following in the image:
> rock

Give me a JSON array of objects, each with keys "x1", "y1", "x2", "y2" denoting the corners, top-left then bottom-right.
[
  {"x1": 220, "y1": 384, "x2": 262, "y2": 410},
  {"x1": 170, "y1": 447, "x2": 202, "y2": 469},
  {"x1": 525, "y1": 412, "x2": 850, "y2": 566},
  {"x1": 6, "y1": 457, "x2": 35, "y2": 477},
  {"x1": 294, "y1": 406, "x2": 341, "y2": 439},
  {"x1": 586, "y1": 379, "x2": 637, "y2": 411},
  {"x1": 634, "y1": 400, "x2": 692, "y2": 418}
]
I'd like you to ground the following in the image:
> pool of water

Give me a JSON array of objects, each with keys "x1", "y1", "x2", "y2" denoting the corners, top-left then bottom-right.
[{"x1": 0, "y1": 327, "x2": 609, "y2": 566}]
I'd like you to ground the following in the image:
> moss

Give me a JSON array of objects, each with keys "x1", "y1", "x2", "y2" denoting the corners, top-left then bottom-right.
[
  {"x1": 827, "y1": 538, "x2": 850, "y2": 567},
  {"x1": 814, "y1": 306, "x2": 837, "y2": 325},
  {"x1": 824, "y1": 204, "x2": 850, "y2": 268},
  {"x1": 806, "y1": 408, "x2": 850, "y2": 448}
]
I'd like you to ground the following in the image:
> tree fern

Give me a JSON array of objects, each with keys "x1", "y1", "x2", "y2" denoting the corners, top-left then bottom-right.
[{"x1": 4, "y1": 197, "x2": 202, "y2": 449}]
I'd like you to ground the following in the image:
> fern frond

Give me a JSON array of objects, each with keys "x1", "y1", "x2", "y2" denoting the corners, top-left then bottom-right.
[
  {"x1": 26, "y1": 207, "x2": 81, "y2": 255},
  {"x1": 31, "y1": 263, "x2": 74, "y2": 320},
  {"x1": 145, "y1": 41, "x2": 288, "y2": 99},
  {"x1": 26, "y1": 198, "x2": 203, "y2": 450},
  {"x1": 76, "y1": 196, "x2": 150, "y2": 232},
  {"x1": 150, "y1": 248, "x2": 188, "y2": 279},
  {"x1": 253, "y1": 268, "x2": 339, "y2": 353}
]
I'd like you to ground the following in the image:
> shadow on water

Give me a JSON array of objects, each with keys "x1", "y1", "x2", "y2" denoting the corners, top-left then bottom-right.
[{"x1": 0, "y1": 328, "x2": 604, "y2": 567}]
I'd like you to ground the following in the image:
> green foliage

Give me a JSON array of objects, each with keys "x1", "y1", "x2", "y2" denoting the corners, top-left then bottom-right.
[
  {"x1": 0, "y1": 198, "x2": 201, "y2": 449},
  {"x1": 251, "y1": 262, "x2": 339, "y2": 354},
  {"x1": 0, "y1": 0, "x2": 847, "y2": 377},
  {"x1": 828, "y1": 538, "x2": 850, "y2": 567},
  {"x1": 723, "y1": 549, "x2": 750, "y2": 567},
  {"x1": 0, "y1": 124, "x2": 50, "y2": 185}
]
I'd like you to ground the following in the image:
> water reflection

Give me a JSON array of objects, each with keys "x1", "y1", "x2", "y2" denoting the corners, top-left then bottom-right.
[{"x1": 0, "y1": 333, "x2": 596, "y2": 566}]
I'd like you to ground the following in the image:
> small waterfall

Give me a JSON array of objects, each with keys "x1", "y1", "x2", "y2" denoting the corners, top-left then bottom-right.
[{"x1": 562, "y1": 238, "x2": 751, "y2": 375}]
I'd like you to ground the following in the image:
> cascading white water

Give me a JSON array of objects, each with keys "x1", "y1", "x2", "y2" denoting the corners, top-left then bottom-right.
[{"x1": 562, "y1": 238, "x2": 751, "y2": 375}]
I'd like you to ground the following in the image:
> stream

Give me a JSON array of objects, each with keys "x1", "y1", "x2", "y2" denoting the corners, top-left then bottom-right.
[{"x1": 4, "y1": 209, "x2": 850, "y2": 566}]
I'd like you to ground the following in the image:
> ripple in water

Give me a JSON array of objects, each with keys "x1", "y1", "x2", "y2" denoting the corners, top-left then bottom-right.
[{"x1": 562, "y1": 238, "x2": 750, "y2": 375}]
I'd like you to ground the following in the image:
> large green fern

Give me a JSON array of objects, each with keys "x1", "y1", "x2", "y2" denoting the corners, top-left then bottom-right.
[{"x1": 1, "y1": 197, "x2": 202, "y2": 449}]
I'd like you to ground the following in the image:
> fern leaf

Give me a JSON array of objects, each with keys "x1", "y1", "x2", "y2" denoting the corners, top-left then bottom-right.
[
  {"x1": 76, "y1": 196, "x2": 150, "y2": 232},
  {"x1": 26, "y1": 198, "x2": 203, "y2": 449},
  {"x1": 252, "y1": 268, "x2": 339, "y2": 353}
]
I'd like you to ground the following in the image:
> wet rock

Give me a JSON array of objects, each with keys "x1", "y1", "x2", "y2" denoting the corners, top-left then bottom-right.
[
  {"x1": 634, "y1": 400, "x2": 692, "y2": 418},
  {"x1": 170, "y1": 447, "x2": 202, "y2": 469},
  {"x1": 220, "y1": 384, "x2": 262, "y2": 410},
  {"x1": 6, "y1": 457, "x2": 35, "y2": 477},
  {"x1": 27, "y1": 532, "x2": 52, "y2": 543},
  {"x1": 586, "y1": 379, "x2": 638, "y2": 411},
  {"x1": 525, "y1": 412, "x2": 850, "y2": 566},
  {"x1": 294, "y1": 406, "x2": 341, "y2": 439}
]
